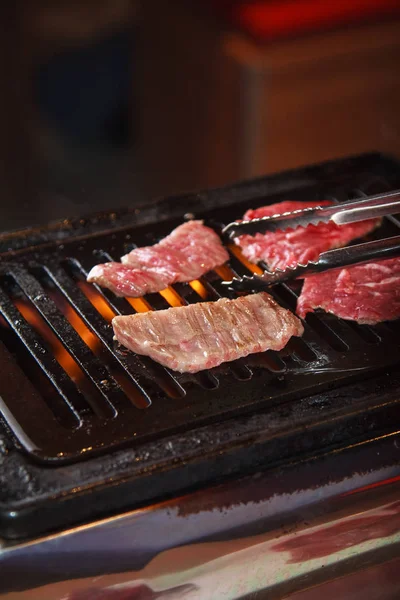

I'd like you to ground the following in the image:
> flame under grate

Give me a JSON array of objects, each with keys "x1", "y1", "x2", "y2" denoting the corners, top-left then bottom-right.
[{"x1": 0, "y1": 174, "x2": 400, "y2": 463}]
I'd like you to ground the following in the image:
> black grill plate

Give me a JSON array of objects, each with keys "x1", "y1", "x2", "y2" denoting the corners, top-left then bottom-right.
[{"x1": 0, "y1": 152, "x2": 400, "y2": 539}]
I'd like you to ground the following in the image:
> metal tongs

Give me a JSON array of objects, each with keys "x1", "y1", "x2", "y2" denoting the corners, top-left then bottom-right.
[{"x1": 221, "y1": 190, "x2": 400, "y2": 291}]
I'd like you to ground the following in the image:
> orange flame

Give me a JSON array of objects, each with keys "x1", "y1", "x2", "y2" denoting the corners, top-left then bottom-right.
[
  {"x1": 228, "y1": 245, "x2": 264, "y2": 275},
  {"x1": 77, "y1": 281, "x2": 115, "y2": 322},
  {"x1": 189, "y1": 279, "x2": 208, "y2": 299},
  {"x1": 62, "y1": 305, "x2": 101, "y2": 355},
  {"x1": 14, "y1": 298, "x2": 86, "y2": 383},
  {"x1": 159, "y1": 286, "x2": 184, "y2": 307},
  {"x1": 126, "y1": 297, "x2": 152, "y2": 313},
  {"x1": 6, "y1": 292, "x2": 151, "y2": 409},
  {"x1": 215, "y1": 264, "x2": 236, "y2": 281},
  {"x1": 79, "y1": 279, "x2": 152, "y2": 314}
]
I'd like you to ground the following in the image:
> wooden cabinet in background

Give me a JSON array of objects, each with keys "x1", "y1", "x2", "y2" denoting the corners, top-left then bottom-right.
[{"x1": 139, "y1": 2, "x2": 400, "y2": 197}]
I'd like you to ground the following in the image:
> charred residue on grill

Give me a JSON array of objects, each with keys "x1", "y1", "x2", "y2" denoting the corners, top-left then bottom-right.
[{"x1": 0, "y1": 154, "x2": 399, "y2": 464}]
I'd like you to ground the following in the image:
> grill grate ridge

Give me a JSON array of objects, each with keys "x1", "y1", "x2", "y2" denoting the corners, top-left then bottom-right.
[
  {"x1": 8, "y1": 266, "x2": 121, "y2": 419},
  {"x1": 0, "y1": 155, "x2": 399, "y2": 462},
  {"x1": 68, "y1": 257, "x2": 187, "y2": 399},
  {"x1": 0, "y1": 284, "x2": 82, "y2": 426},
  {"x1": 42, "y1": 263, "x2": 154, "y2": 407}
]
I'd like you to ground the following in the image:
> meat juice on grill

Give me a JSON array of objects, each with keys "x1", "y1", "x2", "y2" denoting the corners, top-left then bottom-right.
[
  {"x1": 87, "y1": 220, "x2": 229, "y2": 297},
  {"x1": 112, "y1": 292, "x2": 304, "y2": 373},
  {"x1": 297, "y1": 257, "x2": 400, "y2": 324},
  {"x1": 235, "y1": 201, "x2": 381, "y2": 270}
]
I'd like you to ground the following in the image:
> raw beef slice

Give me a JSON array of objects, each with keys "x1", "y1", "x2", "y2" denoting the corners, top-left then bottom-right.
[
  {"x1": 236, "y1": 200, "x2": 381, "y2": 271},
  {"x1": 297, "y1": 257, "x2": 400, "y2": 324}
]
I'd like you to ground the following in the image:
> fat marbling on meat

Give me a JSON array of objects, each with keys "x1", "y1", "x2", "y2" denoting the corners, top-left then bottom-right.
[
  {"x1": 112, "y1": 292, "x2": 304, "y2": 373},
  {"x1": 235, "y1": 200, "x2": 381, "y2": 270},
  {"x1": 87, "y1": 220, "x2": 229, "y2": 297},
  {"x1": 86, "y1": 263, "x2": 171, "y2": 297},
  {"x1": 297, "y1": 257, "x2": 400, "y2": 325}
]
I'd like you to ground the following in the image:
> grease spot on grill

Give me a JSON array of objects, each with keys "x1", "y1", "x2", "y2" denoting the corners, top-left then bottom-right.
[
  {"x1": 285, "y1": 338, "x2": 317, "y2": 363},
  {"x1": 1, "y1": 164, "x2": 400, "y2": 466}
]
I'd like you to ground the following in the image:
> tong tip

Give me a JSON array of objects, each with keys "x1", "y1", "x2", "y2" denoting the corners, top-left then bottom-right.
[
  {"x1": 221, "y1": 221, "x2": 241, "y2": 239},
  {"x1": 221, "y1": 271, "x2": 279, "y2": 291},
  {"x1": 220, "y1": 261, "x2": 315, "y2": 291},
  {"x1": 222, "y1": 206, "x2": 326, "y2": 238}
]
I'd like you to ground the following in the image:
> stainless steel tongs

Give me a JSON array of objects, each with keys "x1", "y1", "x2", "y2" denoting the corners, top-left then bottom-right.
[
  {"x1": 222, "y1": 190, "x2": 400, "y2": 238},
  {"x1": 221, "y1": 190, "x2": 400, "y2": 291}
]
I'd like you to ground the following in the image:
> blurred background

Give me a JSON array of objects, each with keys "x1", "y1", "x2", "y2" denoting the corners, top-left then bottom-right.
[{"x1": 1, "y1": 0, "x2": 400, "y2": 230}]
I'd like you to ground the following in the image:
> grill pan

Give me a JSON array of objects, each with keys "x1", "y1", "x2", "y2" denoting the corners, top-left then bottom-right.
[{"x1": 1, "y1": 152, "x2": 400, "y2": 539}]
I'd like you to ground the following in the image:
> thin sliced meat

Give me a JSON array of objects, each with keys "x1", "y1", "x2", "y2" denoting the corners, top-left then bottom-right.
[
  {"x1": 121, "y1": 246, "x2": 196, "y2": 280},
  {"x1": 121, "y1": 220, "x2": 229, "y2": 278},
  {"x1": 87, "y1": 220, "x2": 229, "y2": 297},
  {"x1": 297, "y1": 257, "x2": 400, "y2": 324},
  {"x1": 87, "y1": 263, "x2": 170, "y2": 297},
  {"x1": 235, "y1": 201, "x2": 381, "y2": 270},
  {"x1": 112, "y1": 292, "x2": 304, "y2": 373}
]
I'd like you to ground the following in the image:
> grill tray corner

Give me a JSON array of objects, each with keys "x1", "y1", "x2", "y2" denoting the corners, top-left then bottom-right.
[{"x1": 1, "y1": 151, "x2": 400, "y2": 539}]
